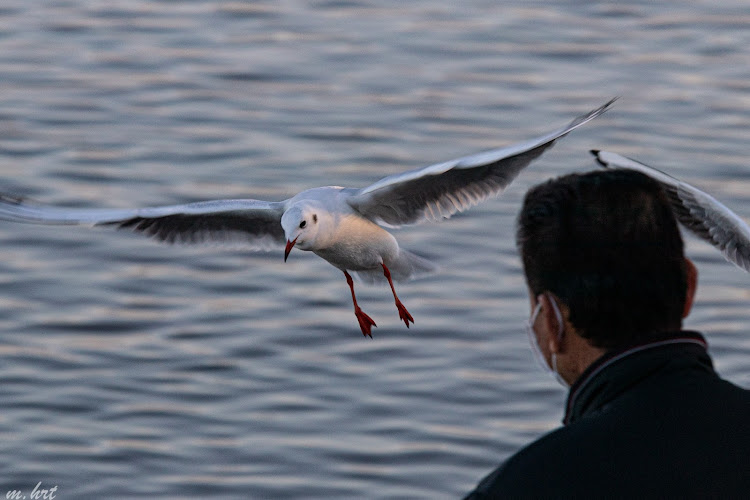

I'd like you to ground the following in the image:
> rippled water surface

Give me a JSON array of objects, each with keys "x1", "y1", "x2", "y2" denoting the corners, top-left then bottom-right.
[{"x1": 1, "y1": 1, "x2": 749, "y2": 498}]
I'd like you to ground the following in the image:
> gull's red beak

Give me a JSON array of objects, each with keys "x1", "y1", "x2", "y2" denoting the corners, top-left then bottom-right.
[{"x1": 284, "y1": 237, "x2": 298, "y2": 262}]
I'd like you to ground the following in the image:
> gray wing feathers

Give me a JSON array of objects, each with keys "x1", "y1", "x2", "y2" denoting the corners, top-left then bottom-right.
[
  {"x1": 0, "y1": 195, "x2": 286, "y2": 249},
  {"x1": 347, "y1": 98, "x2": 617, "y2": 227},
  {"x1": 673, "y1": 183, "x2": 750, "y2": 272},
  {"x1": 592, "y1": 150, "x2": 750, "y2": 273}
]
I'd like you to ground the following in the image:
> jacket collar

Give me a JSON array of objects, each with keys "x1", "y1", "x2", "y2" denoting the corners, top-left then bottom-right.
[{"x1": 563, "y1": 331, "x2": 710, "y2": 425}]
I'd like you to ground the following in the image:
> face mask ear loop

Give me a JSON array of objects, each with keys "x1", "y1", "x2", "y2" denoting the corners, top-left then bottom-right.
[
  {"x1": 548, "y1": 295, "x2": 570, "y2": 388},
  {"x1": 548, "y1": 295, "x2": 564, "y2": 341},
  {"x1": 525, "y1": 302, "x2": 547, "y2": 371}
]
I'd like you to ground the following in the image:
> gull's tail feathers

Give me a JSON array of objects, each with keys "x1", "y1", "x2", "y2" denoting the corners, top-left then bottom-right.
[{"x1": 352, "y1": 249, "x2": 438, "y2": 284}]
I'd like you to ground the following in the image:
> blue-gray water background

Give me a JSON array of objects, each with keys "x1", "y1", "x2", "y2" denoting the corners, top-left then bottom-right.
[{"x1": 1, "y1": 1, "x2": 749, "y2": 498}]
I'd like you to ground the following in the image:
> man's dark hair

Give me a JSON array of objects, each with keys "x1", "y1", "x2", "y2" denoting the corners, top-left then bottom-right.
[{"x1": 516, "y1": 169, "x2": 688, "y2": 350}]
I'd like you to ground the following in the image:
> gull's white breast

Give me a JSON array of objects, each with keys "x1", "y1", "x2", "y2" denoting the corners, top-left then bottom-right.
[{"x1": 313, "y1": 211, "x2": 399, "y2": 272}]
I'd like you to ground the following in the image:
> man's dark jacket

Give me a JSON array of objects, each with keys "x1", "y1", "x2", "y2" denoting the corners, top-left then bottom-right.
[{"x1": 465, "y1": 332, "x2": 750, "y2": 499}]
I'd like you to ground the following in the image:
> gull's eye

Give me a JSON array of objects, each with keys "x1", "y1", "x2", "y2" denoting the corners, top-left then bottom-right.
[{"x1": 299, "y1": 220, "x2": 306, "y2": 229}]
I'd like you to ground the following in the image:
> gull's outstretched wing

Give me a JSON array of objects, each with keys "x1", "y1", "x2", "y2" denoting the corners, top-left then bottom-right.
[
  {"x1": 345, "y1": 98, "x2": 617, "y2": 227},
  {"x1": 592, "y1": 150, "x2": 750, "y2": 273},
  {"x1": 0, "y1": 195, "x2": 286, "y2": 250}
]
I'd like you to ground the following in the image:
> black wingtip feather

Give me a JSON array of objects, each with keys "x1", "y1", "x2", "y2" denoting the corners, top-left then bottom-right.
[{"x1": 590, "y1": 149, "x2": 608, "y2": 167}]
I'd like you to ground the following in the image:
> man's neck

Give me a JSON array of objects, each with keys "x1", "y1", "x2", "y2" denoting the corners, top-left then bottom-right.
[{"x1": 559, "y1": 331, "x2": 607, "y2": 386}]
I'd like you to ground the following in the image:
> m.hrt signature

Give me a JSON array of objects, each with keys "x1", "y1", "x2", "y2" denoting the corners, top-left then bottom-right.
[{"x1": 6, "y1": 481, "x2": 57, "y2": 500}]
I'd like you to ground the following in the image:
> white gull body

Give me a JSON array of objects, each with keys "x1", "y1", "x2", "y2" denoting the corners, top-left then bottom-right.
[
  {"x1": 0, "y1": 100, "x2": 615, "y2": 337},
  {"x1": 592, "y1": 150, "x2": 750, "y2": 273}
]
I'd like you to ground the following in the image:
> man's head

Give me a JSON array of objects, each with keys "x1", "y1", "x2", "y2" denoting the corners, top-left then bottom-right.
[{"x1": 517, "y1": 168, "x2": 694, "y2": 352}]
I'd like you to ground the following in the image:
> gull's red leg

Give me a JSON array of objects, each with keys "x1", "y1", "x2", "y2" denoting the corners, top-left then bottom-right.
[
  {"x1": 344, "y1": 271, "x2": 376, "y2": 338},
  {"x1": 382, "y1": 263, "x2": 414, "y2": 328}
]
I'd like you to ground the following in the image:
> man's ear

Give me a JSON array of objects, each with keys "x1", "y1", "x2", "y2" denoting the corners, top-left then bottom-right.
[
  {"x1": 538, "y1": 293, "x2": 564, "y2": 354},
  {"x1": 683, "y1": 258, "x2": 698, "y2": 319}
]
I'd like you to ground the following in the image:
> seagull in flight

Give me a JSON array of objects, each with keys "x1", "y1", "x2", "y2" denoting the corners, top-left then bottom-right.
[
  {"x1": 0, "y1": 99, "x2": 615, "y2": 337},
  {"x1": 592, "y1": 149, "x2": 750, "y2": 273}
]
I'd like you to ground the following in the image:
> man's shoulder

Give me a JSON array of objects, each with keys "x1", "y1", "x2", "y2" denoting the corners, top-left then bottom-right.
[
  {"x1": 465, "y1": 425, "x2": 581, "y2": 499},
  {"x1": 465, "y1": 376, "x2": 750, "y2": 499}
]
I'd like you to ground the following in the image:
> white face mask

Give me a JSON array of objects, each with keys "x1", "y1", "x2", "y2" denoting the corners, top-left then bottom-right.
[{"x1": 525, "y1": 295, "x2": 569, "y2": 387}]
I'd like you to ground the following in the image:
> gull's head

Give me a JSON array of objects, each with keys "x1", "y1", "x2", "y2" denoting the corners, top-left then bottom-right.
[{"x1": 281, "y1": 203, "x2": 320, "y2": 261}]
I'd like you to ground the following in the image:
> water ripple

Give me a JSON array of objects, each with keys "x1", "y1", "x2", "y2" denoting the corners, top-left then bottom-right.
[{"x1": 0, "y1": 1, "x2": 748, "y2": 498}]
